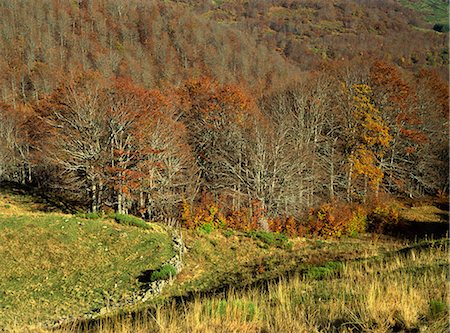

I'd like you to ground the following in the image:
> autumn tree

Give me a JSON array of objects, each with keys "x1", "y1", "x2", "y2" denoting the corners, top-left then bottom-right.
[
  {"x1": 0, "y1": 103, "x2": 34, "y2": 183},
  {"x1": 370, "y1": 62, "x2": 449, "y2": 196},
  {"x1": 36, "y1": 72, "x2": 109, "y2": 212},
  {"x1": 179, "y1": 76, "x2": 324, "y2": 222},
  {"x1": 105, "y1": 78, "x2": 197, "y2": 217},
  {"x1": 343, "y1": 83, "x2": 392, "y2": 200},
  {"x1": 410, "y1": 69, "x2": 449, "y2": 195}
]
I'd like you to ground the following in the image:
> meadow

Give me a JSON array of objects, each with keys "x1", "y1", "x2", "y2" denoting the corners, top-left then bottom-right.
[{"x1": 1, "y1": 187, "x2": 448, "y2": 333}]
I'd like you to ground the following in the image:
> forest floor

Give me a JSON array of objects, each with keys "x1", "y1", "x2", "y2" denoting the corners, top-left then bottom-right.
[{"x1": 0, "y1": 186, "x2": 448, "y2": 332}]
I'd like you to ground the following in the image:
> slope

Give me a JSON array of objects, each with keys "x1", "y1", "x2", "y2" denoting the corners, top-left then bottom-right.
[{"x1": 0, "y1": 188, "x2": 175, "y2": 329}]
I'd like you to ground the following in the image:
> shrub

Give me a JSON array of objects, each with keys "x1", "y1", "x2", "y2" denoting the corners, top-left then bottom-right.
[
  {"x1": 268, "y1": 217, "x2": 283, "y2": 233},
  {"x1": 307, "y1": 202, "x2": 367, "y2": 238},
  {"x1": 247, "y1": 230, "x2": 292, "y2": 249},
  {"x1": 181, "y1": 198, "x2": 228, "y2": 231},
  {"x1": 367, "y1": 205, "x2": 400, "y2": 234},
  {"x1": 308, "y1": 203, "x2": 347, "y2": 238},
  {"x1": 150, "y1": 264, "x2": 177, "y2": 282},
  {"x1": 222, "y1": 229, "x2": 234, "y2": 238},
  {"x1": 114, "y1": 213, "x2": 149, "y2": 229},
  {"x1": 429, "y1": 299, "x2": 447, "y2": 319},
  {"x1": 346, "y1": 206, "x2": 367, "y2": 236},
  {"x1": 227, "y1": 209, "x2": 256, "y2": 231},
  {"x1": 433, "y1": 23, "x2": 449, "y2": 33},
  {"x1": 285, "y1": 216, "x2": 297, "y2": 237},
  {"x1": 304, "y1": 261, "x2": 343, "y2": 280},
  {"x1": 199, "y1": 222, "x2": 214, "y2": 234}
]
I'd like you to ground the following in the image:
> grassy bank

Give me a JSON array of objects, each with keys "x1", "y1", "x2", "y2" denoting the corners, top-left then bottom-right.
[
  {"x1": 0, "y1": 191, "x2": 175, "y2": 329},
  {"x1": 400, "y1": 0, "x2": 449, "y2": 26},
  {"x1": 56, "y1": 240, "x2": 449, "y2": 333}
]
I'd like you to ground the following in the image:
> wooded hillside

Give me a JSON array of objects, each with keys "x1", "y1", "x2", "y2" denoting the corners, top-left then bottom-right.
[{"x1": 0, "y1": 0, "x2": 448, "y2": 235}]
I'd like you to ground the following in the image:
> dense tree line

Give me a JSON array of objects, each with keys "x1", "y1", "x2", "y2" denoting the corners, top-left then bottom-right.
[
  {"x1": 0, "y1": 0, "x2": 448, "y2": 228},
  {"x1": 1, "y1": 62, "x2": 447, "y2": 220}
]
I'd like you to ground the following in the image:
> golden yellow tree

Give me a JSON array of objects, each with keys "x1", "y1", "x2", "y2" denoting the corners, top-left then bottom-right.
[{"x1": 346, "y1": 84, "x2": 392, "y2": 199}]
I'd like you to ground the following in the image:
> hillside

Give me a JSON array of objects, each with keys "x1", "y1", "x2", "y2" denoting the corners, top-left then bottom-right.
[
  {"x1": 0, "y1": 0, "x2": 448, "y2": 234},
  {"x1": 0, "y1": 0, "x2": 297, "y2": 103},
  {"x1": 0, "y1": 188, "x2": 176, "y2": 328},
  {"x1": 0, "y1": 2, "x2": 448, "y2": 331},
  {"x1": 172, "y1": 0, "x2": 449, "y2": 74},
  {"x1": 68, "y1": 240, "x2": 449, "y2": 333},
  {"x1": 1, "y1": 186, "x2": 448, "y2": 331},
  {"x1": 400, "y1": 0, "x2": 449, "y2": 26}
]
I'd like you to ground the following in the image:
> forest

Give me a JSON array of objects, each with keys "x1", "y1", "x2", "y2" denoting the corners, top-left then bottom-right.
[{"x1": 0, "y1": 0, "x2": 448, "y2": 236}]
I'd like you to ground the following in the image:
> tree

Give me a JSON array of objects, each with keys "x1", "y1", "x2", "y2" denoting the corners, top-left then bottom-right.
[
  {"x1": 343, "y1": 83, "x2": 392, "y2": 200},
  {"x1": 0, "y1": 103, "x2": 33, "y2": 183},
  {"x1": 36, "y1": 72, "x2": 109, "y2": 212},
  {"x1": 105, "y1": 78, "x2": 197, "y2": 217}
]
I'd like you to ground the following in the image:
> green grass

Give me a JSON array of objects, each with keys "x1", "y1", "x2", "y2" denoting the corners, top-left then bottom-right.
[
  {"x1": 0, "y1": 212, "x2": 174, "y2": 328},
  {"x1": 1, "y1": 187, "x2": 447, "y2": 332},
  {"x1": 400, "y1": 0, "x2": 449, "y2": 25},
  {"x1": 161, "y1": 229, "x2": 404, "y2": 300},
  {"x1": 150, "y1": 264, "x2": 177, "y2": 282},
  {"x1": 246, "y1": 230, "x2": 292, "y2": 249},
  {"x1": 114, "y1": 213, "x2": 150, "y2": 229},
  {"x1": 55, "y1": 239, "x2": 449, "y2": 333}
]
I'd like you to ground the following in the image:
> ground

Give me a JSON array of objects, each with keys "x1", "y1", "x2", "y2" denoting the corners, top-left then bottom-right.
[{"x1": 0, "y1": 185, "x2": 448, "y2": 332}]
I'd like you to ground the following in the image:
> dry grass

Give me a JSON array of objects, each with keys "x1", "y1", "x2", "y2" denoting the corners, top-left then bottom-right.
[
  {"x1": 2, "y1": 188, "x2": 447, "y2": 332},
  {"x1": 400, "y1": 205, "x2": 448, "y2": 223},
  {"x1": 46, "y1": 240, "x2": 448, "y2": 333}
]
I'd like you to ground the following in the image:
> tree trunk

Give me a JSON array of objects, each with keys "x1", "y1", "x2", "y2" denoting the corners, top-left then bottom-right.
[
  {"x1": 117, "y1": 191, "x2": 123, "y2": 214},
  {"x1": 347, "y1": 162, "x2": 353, "y2": 202},
  {"x1": 363, "y1": 175, "x2": 368, "y2": 203},
  {"x1": 91, "y1": 183, "x2": 98, "y2": 213},
  {"x1": 139, "y1": 191, "x2": 145, "y2": 218}
]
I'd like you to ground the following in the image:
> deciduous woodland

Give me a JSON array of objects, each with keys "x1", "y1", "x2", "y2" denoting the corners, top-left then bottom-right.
[{"x1": 0, "y1": 0, "x2": 448, "y2": 236}]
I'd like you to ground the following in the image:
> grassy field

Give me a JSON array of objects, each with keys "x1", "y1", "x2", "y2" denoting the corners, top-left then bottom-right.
[
  {"x1": 0, "y1": 189, "x2": 175, "y2": 330},
  {"x1": 400, "y1": 0, "x2": 449, "y2": 25},
  {"x1": 54, "y1": 239, "x2": 449, "y2": 333},
  {"x1": 0, "y1": 187, "x2": 448, "y2": 332}
]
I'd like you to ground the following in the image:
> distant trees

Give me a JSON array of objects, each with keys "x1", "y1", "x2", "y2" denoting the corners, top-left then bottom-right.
[{"x1": 0, "y1": 0, "x2": 294, "y2": 104}]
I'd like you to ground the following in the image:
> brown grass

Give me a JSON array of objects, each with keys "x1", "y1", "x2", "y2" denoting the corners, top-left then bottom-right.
[
  {"x1": 43, "y1": 240, "x2": 448, "y2": 333},
  {"x1": 400, "y1": 205, "x2": 448, "y2": 223}
]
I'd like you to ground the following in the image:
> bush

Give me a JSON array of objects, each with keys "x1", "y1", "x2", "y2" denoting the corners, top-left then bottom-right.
[
  {"x1": 433, "y1": 23, "x2": 449, "y2": 32},
  {"x1": 346, "y1": 206, "x2": 367, "y2": 236},
  {"x1": 429, "y1": 299, "x2": 447, "y2": 319},
  {"x1": 304, "y1": 261, "x2": 343, "y2": 280},
  {"x1": 181, "y1": 198, "x2": 227, "y2": 231},
  {"x1": 308, "y1": 203, "x2": 347, "y2": 238},
  {"x1": 367, "y1": 205, "x2": 400, "y2": 234},
  {"x1": 150, "y1": 264, "x2": 177, "y2": 282},
  {"x1": 114, "y1": 213, "x2": 149, "y2": 229},
  {"x1": 222, "y1": 229, "x2": 234, "y2": 238},
  {"x1": 307, "y1": 202, "x2": 368, "y2": 238},
  {"x1": 247, "y1": 230, "x2": 292, "y2": 249},
  {"x1": 198, "y1": 222, "x2": 214, "y2": 234}
]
